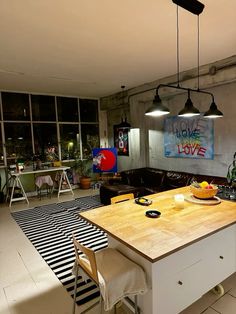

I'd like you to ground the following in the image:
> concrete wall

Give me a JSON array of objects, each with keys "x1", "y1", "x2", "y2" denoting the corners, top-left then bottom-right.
[{"x1": 101, "y1": 56, "x2": 236, "y2": 177}]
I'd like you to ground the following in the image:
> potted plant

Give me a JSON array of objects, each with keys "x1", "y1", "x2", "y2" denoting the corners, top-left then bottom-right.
[{"x1": 74, "y1": 158, "x2": 92, "y2": 189}]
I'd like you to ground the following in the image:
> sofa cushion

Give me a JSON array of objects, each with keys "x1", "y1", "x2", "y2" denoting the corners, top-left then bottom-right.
[
  {"x1": 161, "y1": 171, "x2": 191, "y2": 191},
  {"x1": 190, "y1": 174, "x2": 227, "y2": 186},
  {"x1": 120, "y1": 169, "x2": 144, "y2": 187},
  {"x1": 141, "y1": 168, "x2": 165, "y2": 191}
]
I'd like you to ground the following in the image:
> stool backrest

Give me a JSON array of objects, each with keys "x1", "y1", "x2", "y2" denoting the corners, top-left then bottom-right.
[
  {"x1": 72, "y1": 233, "x2": 99, "y2": 284},
  {"x1": 111, "y1": 193, "x2": 134, "y2": 204}
]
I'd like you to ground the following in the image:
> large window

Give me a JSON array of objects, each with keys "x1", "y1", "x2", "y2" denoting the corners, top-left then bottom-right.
[
  {"x1": 80, "y1": 99, "x2": 99, "y2": 122},
  {"x1": 57, "y1": 97, "x2": 79, "y2": 122},
  {"x1": 33, "y1": 123, "x2": 58, "y2": 160},
  {"x1": 0, "y1": 92, "x2": 99, "y2": 166},
  {"x1": 0, "y1": 127, "x2": 4, "y2": 165},
  {"x1": 5, "y1": 123, "x2": 33, "y2": 164},
  {"x1": 31, "y1": 95, "x2": 56, "y2": 121},
  {"x1": 81, "y1": 124, "x2": 100, "y2": 158},
  {"x1": 2, "y1": 92, "x2": 30, "y2": 121},
  {"x1": 59, "y1": 124, "x2": 80, "y2": 160}
]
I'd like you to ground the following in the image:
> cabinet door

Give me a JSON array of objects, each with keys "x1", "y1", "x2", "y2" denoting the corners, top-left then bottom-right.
[
  {"x1": 202, "y1": 225, "x2": 236, "y2": 290},
  {"x1": 157, "y1": 259, "x2": 207, "y2": 314},
  {"x1": 155, "y1": 240, "x2": 207, "y2": 314},
  {"x1": 154, "y1": 225, "x2": 236, "y2": 314}
]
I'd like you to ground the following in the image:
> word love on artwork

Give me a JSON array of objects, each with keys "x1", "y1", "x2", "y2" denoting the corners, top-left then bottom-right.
[
  {"x1": 177, "y1": 143, "x2": 207, "y2": 157},
  {"x1": 164, "y1": 115, "x2": 214, "y2": 160},
  {"x1": 175, "y1": 128, "x2": 200, "y2": 139}
]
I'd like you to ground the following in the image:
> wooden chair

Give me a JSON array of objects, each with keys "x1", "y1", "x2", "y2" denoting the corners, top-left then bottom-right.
[
  {"x1": 72, "y1": 232, "x2": 147, "y2": 314},
  {"x1": 110, "y1": 193, "x2": 134, "y2": 204}
]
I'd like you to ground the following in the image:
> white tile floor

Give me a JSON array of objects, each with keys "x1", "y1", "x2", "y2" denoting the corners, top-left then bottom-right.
[{"x1": 0, "y1": 189, "x2": 236, "y2": 314}]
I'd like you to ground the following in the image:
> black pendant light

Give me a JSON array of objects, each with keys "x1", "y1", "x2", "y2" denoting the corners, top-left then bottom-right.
[
  {"x1": 145, "y1": 93, "x2": 170, "y2": 116},
  {"x1": 178, "y1": 90, "x2": 200, "y2": 117},
  {"x1": 117, "y1": 86, "x2": 131, "y2": 129},
  {"x1": 117, "y1": 117, "x2": 131, "y2": 129},
  {"x1": 204, "y1": 101, "x2": 223, "y2": 118}
]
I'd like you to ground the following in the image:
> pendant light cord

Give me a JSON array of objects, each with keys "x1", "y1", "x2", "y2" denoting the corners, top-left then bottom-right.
[
  {"x1": 177, "y1": 7, "x2": 201, "y2": 91},
  {"x1": 197, "y1": 15, "x2": 200, "y2": 91},
  {"x1": 121, "y1": 85, "x2": 125, "y2": 121},
  {"x1": 176, "y1": 5, "x2": 180, "y2": 87}
]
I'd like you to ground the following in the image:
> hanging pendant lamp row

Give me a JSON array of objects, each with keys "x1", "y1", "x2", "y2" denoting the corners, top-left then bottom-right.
[
  {"x1": 127, "y1": 0, "x2": 223, "y2": 119},
  {"x1": 127, "y1": 83, "x2": 223, "y2": 119},
  {"x1": 144, "y1": 83, "x2": 223, "y2": 118}
]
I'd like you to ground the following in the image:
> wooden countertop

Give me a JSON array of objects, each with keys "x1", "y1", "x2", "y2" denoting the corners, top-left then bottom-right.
[{"x1": 79, "y1": 186, "x2": 236, "y2": 263}]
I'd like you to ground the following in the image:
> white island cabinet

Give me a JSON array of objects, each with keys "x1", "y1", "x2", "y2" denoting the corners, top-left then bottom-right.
[{"x1": 80, "y1": 186, "x2": 236, "y2": 314}]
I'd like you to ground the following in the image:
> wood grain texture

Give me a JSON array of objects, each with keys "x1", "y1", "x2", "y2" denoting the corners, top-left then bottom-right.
[{"x1": 80, "y1": 187, "x2": 236, "y2": 262}]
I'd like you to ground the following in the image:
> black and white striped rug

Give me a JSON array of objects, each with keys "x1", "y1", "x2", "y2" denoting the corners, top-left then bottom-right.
[{"x1": 11, "y1": 195, "x2": 107, "y2": 308}]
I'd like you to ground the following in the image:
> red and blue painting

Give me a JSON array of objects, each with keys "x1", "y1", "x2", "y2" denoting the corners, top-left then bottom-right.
[{"x1": 92, "y1": 148, "x2": 117, "y2": 173}]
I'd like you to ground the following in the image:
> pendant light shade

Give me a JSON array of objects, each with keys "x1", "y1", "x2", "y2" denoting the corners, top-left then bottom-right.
[
  {"x1": 204, "y1": 101, "x2": 223, "y2": 118},
  {"x1": 178, "y1": 98, "x2": 200, "y2": 117},
  {"x1": 117, "y1": 117, "x2": 131, "y2": 129},
  {"x1": 145, "y1": 94, "x2": 170, "y2": 116},
  {"x1": 178, "y1": 91, "x2": 200, "y2": 117},
  {"x1": 117, "y1": 85, "x2": 132, "y2": 129}
]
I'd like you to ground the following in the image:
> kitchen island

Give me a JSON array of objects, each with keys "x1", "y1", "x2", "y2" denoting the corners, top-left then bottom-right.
[{"x1": 79, "y1": 186, "x2": 236, "y2": 313}]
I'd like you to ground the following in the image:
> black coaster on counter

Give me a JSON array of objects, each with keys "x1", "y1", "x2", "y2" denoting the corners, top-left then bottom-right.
[{"x1": 145, "y1": 210, "x2": 161, "y2": 218}]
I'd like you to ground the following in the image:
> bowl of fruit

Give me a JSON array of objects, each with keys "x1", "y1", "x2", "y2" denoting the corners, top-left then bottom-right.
[{"x1": 190, "y1": 181, "x2": 218, "y2": 199}]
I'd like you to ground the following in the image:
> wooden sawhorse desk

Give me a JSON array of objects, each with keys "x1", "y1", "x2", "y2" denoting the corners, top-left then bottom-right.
[{"x1": 7, "y1": 166, "x2": 74, "y2": 207}]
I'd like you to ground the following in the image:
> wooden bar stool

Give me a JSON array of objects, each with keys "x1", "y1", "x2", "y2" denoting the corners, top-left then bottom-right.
[
  {"x1": 72, "y1": 232, "x2": 147, "y2": 314},
  {"x1": 110, "y1": 193, "x2": 134, "y2": 204}
]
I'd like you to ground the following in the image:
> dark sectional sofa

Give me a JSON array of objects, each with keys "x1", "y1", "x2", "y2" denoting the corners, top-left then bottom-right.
[{"x1": 100, "y1": 167, "x2": 228, "y2": 205}]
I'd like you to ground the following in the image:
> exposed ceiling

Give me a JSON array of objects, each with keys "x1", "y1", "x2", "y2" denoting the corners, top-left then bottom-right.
[{"x1": 0, "y1": 0, "x2": 235, "y2": 98}]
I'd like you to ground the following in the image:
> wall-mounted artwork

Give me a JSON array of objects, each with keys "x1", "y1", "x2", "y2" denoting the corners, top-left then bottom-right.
[
  {"x1": 113, "y1": 125, "x2": 129, "y2": 156},
  {"x1": 92, "y1": 148, "x2": 117, "y2": 173},
  {"x1": 164, "y1": 115, "x2": 214, "y2": 159}
]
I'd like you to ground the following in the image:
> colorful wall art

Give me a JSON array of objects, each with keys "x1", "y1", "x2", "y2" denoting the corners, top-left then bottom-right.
[
  {"x1": 164, "y1": 115, "x2": 214, "y2": 159},
  {"x1": 92, "y1": 148, "x2": 117, "y2": 173},
  {"x1": 113, "y1": 125, "x2": 129, "y2": 156}
]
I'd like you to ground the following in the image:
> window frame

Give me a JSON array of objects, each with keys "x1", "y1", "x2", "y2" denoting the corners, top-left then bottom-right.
[{"x1": 0, "y1": 93, "x2": 100, "y2": 166}]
